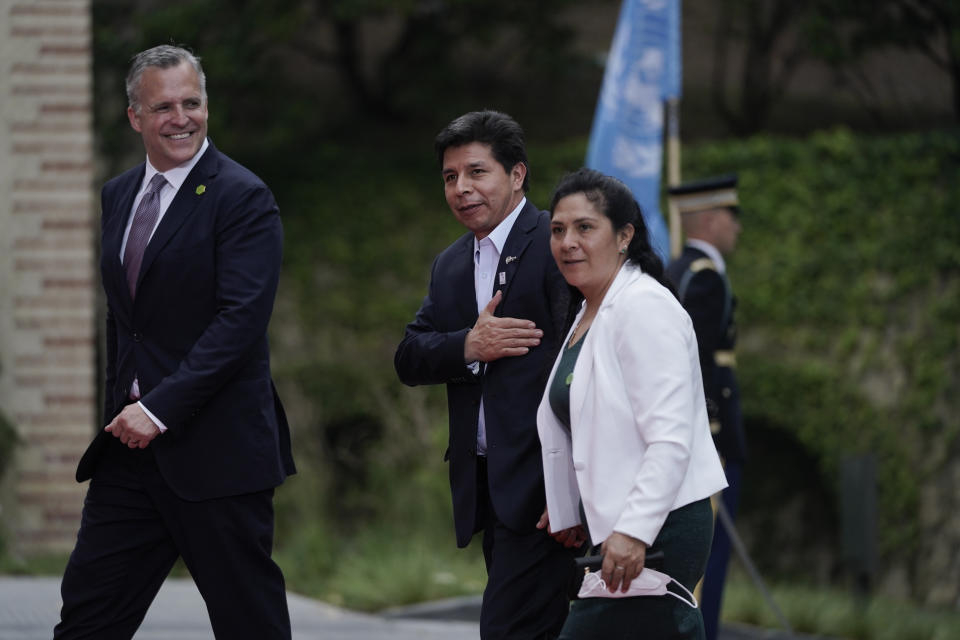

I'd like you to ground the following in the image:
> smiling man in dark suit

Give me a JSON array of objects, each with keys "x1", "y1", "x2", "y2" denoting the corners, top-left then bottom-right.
[
  {"x1": 395, "y1": 110, "x2": 575, "y2": 639},
  {"x1": 54, "y1": 45, "x2": 295, "y2": 639}
]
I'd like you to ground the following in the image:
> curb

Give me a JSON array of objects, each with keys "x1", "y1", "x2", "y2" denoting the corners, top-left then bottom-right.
[{"x1": 382, "y1": 595, "x2": 483, "y2": 623}]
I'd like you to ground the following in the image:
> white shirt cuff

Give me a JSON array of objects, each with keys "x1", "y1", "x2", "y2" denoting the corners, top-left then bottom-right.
[{"x1": 138, "y1": 401, "x2": 167, "y2": 433}]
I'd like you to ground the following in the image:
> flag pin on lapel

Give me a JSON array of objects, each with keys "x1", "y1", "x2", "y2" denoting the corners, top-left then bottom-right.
[{"x1": 195, "y1": 184, "x2": 206, "y2": 195}]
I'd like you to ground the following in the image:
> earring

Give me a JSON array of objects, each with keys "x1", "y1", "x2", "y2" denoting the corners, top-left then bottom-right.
[{"x1": 619, "y1": 247, "x2": 627, "y2": 255}]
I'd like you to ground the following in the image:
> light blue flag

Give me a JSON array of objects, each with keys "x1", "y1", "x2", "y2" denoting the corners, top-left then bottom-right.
[{"x1": 586, "y1": 0, "x2": 682, "y2": 260}]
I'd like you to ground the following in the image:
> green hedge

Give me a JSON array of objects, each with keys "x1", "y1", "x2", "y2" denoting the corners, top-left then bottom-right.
[
  {"x1": 0, "y1": 403, "x2": 18, "y2": 557},
  {"x1": 685, "y1": 128, "x2": 960, "y2": 558},
  {"x1": 0, "y1": 413, "x2": 14, "y2": 478}
]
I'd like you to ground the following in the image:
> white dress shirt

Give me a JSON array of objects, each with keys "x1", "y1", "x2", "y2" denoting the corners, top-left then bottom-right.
[
  {"x1": 121, "y1": 138, "x2": 209, "y2": 431},
  {"x1": 471, "y1": 197, "x2": 525, "y2": 455}
]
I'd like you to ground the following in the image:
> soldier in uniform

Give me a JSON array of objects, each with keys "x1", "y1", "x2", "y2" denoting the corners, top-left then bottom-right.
[{"x1": 665, "y1": 174, "x2": 745, "y2": 640}]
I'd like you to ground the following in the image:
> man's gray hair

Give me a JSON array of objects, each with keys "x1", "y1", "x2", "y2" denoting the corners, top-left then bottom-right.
[{"x1": 126, "y1": 45, "x2": 206, "y2": 113}]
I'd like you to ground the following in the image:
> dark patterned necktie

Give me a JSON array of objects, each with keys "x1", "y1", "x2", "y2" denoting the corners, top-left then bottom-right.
[{"x1": 123, "y1": 173, "x2": 167, "y2": 298}]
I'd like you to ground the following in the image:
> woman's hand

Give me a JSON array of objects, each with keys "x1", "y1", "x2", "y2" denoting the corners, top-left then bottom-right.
[
  {"x1": 601, "y1": 532, "x2": 647, "y2": 593},
  {"x1": 536, "y1": 507, "x2": 587, "y2": 548}
]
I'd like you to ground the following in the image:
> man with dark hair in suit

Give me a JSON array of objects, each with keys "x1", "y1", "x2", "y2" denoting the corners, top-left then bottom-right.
[
  {"x1": 395, "y1": 110, "x2": 576, "y2": 639},
  {"x1": 54, "y1": 44, "x2": 295, "y2": 639},
  {"x1": 666, "y1": 174, "x2": 745, "y2": 640}
]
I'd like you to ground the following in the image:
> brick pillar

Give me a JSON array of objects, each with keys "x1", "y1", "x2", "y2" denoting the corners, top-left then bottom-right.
[{"x1": 0, "y1": 0, "x2": 95, "y2": 554}]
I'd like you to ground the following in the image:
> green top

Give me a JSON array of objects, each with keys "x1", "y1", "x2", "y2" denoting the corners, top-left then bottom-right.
[{"x1": 548, "y1": 332, "x2": 587, "y2": 433}]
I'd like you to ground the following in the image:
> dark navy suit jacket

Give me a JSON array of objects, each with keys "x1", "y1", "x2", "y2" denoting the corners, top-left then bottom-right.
[
  {"x1": 78, "y1": 141, "x2": 295, "y2": 500},
  {"x1": 666, "y1": 245, "x2": 745, "y2": 463},
  {"x1": 395, "y1": 200, "x2": 569, "y2": 547}
]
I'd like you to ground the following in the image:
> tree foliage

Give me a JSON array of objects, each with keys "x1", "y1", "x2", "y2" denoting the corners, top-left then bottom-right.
[
  {"x1": 707, "y1": 0, "x2": 960, "y2": 135},
  {"x1": 820, "y1": 0, "x2": 960, "y2": 120},
  {"x1": 685, "y1": 127, "x2": 960, "y2": 602},
  {"x1": 91, "y1": 0, "x2": 593, "y2": 178},
  {"x1": 710, "y1": 0, "x2": 813, "y2": 135}
]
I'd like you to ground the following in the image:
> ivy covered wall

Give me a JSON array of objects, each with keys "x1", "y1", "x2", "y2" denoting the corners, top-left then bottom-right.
[{"x1": 685, "y1": 128, "x2": 960, "y2": 605}]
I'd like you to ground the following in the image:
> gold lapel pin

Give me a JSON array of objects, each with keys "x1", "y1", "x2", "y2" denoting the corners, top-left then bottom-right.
[{"x1": 195, "y1": 184, "x2": 206, "y2": 195}]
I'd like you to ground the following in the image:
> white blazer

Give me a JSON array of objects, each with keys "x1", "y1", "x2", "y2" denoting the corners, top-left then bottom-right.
[{"x1": 537, "y1": 263, "x2": 728, "y2": 546}]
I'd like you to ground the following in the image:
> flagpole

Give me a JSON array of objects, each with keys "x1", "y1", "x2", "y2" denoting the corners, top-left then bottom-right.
[{"x1": 666, "y1": 96, "x2": 682, "y2": 258}]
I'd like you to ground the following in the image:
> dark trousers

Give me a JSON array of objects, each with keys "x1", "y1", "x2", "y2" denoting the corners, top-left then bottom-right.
[
  {"x1": 54, "y1": 438, "x2": 291, "y2": 639},
  {"x1": 559, "y1": 498, "x2": 714, "y2": 640},
  {"x1": 475, "y1": 457, "x2": 574, "y2": 640},
  {"x1": 701, "y1": 462, "x2": 743, "y2": 640}
]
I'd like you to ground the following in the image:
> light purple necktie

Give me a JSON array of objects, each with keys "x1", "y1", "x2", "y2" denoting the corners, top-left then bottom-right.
[{"x1": 123, "y1": 173, "x2": 167, "y2": 298}]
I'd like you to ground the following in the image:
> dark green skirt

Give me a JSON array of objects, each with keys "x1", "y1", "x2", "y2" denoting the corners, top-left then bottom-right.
[{"x1": 559, "y1": 498, "x2": 714, "y2": 640}]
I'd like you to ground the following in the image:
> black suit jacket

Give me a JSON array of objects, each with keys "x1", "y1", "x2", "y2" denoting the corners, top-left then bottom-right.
[
  {"x1": 78, "y1": 141, "x2": 295, "y2": 500},
  {"x1": 395, "y1": 201, "x2": 569, "y2": 546},
  {"x1": 666, "y1": 245, "x2": 745, "y2": 463}
]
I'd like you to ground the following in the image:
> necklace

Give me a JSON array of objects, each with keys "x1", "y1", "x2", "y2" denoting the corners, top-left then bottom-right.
[{"x1": 568, "y1": 308, "x2": 596, "y2": 348}]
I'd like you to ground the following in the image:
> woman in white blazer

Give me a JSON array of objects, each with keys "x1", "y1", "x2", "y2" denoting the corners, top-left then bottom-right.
[{"x1": 537, "y1": 169, "x2": 728, "y2": 639}]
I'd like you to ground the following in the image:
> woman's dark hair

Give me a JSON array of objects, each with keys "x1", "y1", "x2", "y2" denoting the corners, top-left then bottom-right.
[{"x1": 549, "y1": 167, "x2": 673, "y2": 293}]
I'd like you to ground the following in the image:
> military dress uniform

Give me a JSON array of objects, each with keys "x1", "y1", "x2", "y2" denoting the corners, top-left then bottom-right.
[
  {"x1": 667, "y1": 246, "x2": 745, "y2": 464},
  {"x1": 666, "y1": 175, "x2": 746, "y2": 640}
]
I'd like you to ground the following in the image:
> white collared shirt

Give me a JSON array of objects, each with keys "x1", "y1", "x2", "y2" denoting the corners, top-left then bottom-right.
[
  {"x1": 473, "y1": 197, "x2": 525, "y2": 277},
  {"x1": 122, "y1": 137, "x2": 209, "y2": 432},
  {"x1": 120, "y1": 137, "x2": 210, "y2": 257},
  {"x1": 472, "y1": 197, "x2": 526, "y2": 455},
  {"x1": 685, "y1": 238, "x2": 726, "y2": 274}
]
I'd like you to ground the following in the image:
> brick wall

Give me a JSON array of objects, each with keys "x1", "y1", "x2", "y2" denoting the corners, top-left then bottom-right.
[{"x1": 0, "y1": 0, "x2": 95, "y2": 553}]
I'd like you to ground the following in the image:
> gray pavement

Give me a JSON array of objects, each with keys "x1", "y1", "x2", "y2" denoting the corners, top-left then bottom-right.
[
  {"x1": 0, "y1": 575, "x2": 821, "y2": 639},
  {"x1": 0, "y1": 576, "x2": 480, "y2": 640}
]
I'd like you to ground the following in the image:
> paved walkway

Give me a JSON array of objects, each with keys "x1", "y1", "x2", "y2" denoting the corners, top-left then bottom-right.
[
  {"x1": 0, "y1": 576, "x2": 480, "y2": 640},
  {"x1": 0, "y1": 576, "x2": 816, "y2": 639}
]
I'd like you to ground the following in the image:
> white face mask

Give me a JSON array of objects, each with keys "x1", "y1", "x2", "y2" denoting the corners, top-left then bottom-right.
[{"x1": 576, "y1": 567, "x2": 698, "y2": 608}]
